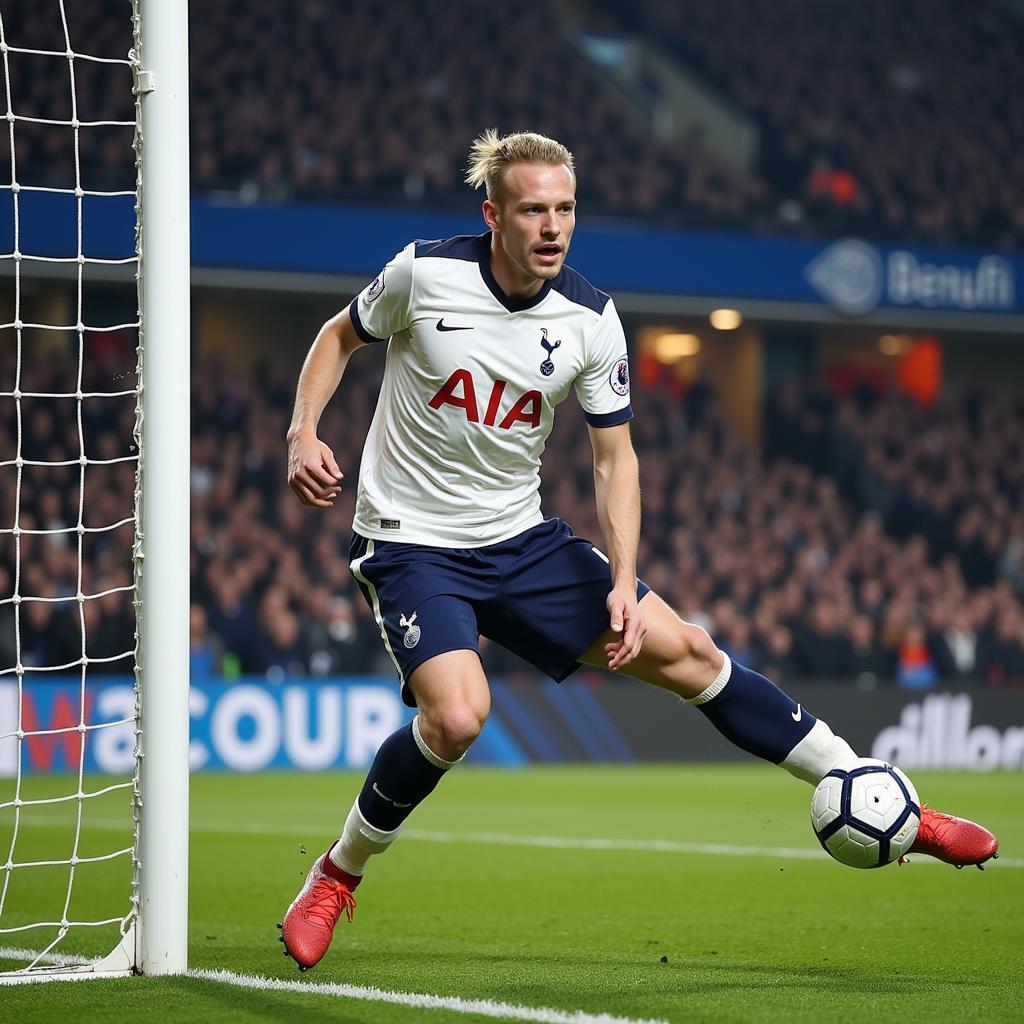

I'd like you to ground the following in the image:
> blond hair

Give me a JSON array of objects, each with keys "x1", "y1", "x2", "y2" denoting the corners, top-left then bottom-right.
[{"x1": 465, "y1": 128, "x2": 575, "y2": 202}]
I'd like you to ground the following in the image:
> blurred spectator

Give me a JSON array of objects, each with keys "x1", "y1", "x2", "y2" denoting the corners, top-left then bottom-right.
[
  {"x1": 304, "y1": 589, "x2": 382, "y2": 676},
  {"x1": 795, "y1": 602, "x2": 850, "y2": 680},
  {"x1": 722, "y1": 618, "x2": 759, "y2": 667},
  {"x1": 840, "y1": 615, "x2": 891, "y2": 688},
  {"x1": 85, "y1": 573, "x2": 135, "y2": 673},
  {"x1": 929, "y1": 607, "x2": 984, "y2": 684},
  {"x1": 896, "y1": 623, "x2": 938, "y2": 689},
  {"x1": 19, "y1": 597, "x2": 79, "y2": 672},
  {"x1": 0, "y1": 566, "x2": 17, "y2": 671},
  {"x1": 190, "y1": 603, "x2": 223, "y2": 679},
  {"x1": 206, "y1": 575, "x2": 260, "y2": 674},
  {"x1": 257, "y1": 609, "x2": 307, "y2": 682},
  {"x1": 984, "y1": 611, "x2": 1024, "y2": 684},
  {"x1": 759, "y1": 625, "x2": 798, "y2": 686}
]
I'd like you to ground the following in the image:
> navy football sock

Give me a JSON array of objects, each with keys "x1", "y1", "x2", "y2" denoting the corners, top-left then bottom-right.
[
  {"x1": 689, "y1": 657, "x2": 816, "y2": 764},
  {"x1": 356, "y1": 718, "x2": 457, "y2": 832}
]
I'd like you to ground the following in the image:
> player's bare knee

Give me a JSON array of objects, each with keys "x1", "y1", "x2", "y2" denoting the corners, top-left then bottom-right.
[
  {"x1": 440, "y1": 705, "x2": 487, "y2": 751},
  {"x1": 419, "y1": 704, "x2": 486, "y2": 760},
  {"x1": 679, "y1": 623, "x2": 722, "y2": 677}
]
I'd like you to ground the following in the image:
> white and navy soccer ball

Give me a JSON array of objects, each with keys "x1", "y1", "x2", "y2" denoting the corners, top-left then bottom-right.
[{"x1": 810, "y1": 758, "x2": 921, "y2": 869}]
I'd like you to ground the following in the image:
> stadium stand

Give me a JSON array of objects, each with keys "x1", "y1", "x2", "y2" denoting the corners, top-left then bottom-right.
[
  {"x1": 599, "y1": 0, "x2": 1024, "y2": 248},
  {"x1": 0, "y1": 0, "x2": 136, "y2": 191},
  {"x1": 187, "y1": 0, "x2": 765, "y2": 224},
  {"x1": 6, "y1": 1, "x2": 1021, "y2": 247},
  {"x1": 4, "y1": 345, "x2": 1022, "y2": 686}
]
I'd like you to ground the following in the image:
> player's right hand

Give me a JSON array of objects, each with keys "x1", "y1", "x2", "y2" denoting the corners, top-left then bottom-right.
[{"x1": 287, "y1": 431, "x2": 343, "y2": 509}]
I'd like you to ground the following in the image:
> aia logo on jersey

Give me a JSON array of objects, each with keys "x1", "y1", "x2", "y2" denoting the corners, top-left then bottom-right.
[
  {"x1": 539, "y1": 328, "x2": 561, "y2": 377},
  {"x1": 609, "y1": 355, "x2": 630, "y2": 396},
  {"x1": 429, "y1": 369, "x2": 541, "y2": 429}
]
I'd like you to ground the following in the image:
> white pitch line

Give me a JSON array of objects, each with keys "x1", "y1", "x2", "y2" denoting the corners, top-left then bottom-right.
[
  {"x1": 14, "y1": 814, "x2": 1023, "y2": 867},
  {"x1": 188, "y1": 968, "x2": 669, "y2": 1024},
  {"x1": 0, "y1": 949, "x2": 668, "y2": 1022},
  {"x1": 399, "y1": 828, "x2": 1021, "y2": 869},
  {"x1": 406, "y1": 829, "x2": 828, "y2": 859},
  {"x1": 0, "y1": 945, "x2": 93, "y2": 967}
]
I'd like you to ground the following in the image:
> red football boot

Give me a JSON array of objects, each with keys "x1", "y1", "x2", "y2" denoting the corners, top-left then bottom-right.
[
  {"x1": 903, "y1": 806, "x2": 999, "y2": 869},
  {"x1": 278, "y1": 855, "x2": 356, "y2": 970}
]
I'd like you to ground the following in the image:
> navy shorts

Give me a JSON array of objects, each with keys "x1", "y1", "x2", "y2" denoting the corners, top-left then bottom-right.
[{"x1": 349, "y1": 518, "x2": 650, "y2": 707}]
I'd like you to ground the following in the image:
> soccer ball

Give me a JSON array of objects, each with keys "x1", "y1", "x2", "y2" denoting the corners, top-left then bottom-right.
[{"x1": 810, "y1": 758, "x2": 921, "y2": 868}]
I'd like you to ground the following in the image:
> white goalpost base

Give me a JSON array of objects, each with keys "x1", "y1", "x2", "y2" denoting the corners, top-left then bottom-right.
[{"x1": 0, "y1": 925, "x2": 135, "y2": 985}]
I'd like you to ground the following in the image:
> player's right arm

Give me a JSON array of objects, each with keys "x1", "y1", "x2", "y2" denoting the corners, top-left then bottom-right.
[
  {"x1": 287, "y1": 243, "x2": 416, "y2": 509},
  {"x1": 286, "y1": 307, "x2": 364, "y2": 509}
]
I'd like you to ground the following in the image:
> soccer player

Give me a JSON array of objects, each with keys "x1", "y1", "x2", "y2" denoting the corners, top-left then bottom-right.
[{"x1": 279, "y1": 130, "x2": 998, "y2": 970}]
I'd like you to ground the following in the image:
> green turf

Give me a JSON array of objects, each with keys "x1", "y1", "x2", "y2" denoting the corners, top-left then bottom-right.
[{"x1": 2, "y1": 765, "x2": 1023, "y2": 1023}]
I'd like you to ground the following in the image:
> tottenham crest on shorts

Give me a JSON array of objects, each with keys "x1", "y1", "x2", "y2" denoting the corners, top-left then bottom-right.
[
  {"x1": 609, "y1": 355, "x2": 630, "y2": 396},
  {"x1": 367, "y1": 270, "x2": 385, "y2": 302},
  {"x1": 399, "y1": 612, "x2": 421, "y2": 648}
]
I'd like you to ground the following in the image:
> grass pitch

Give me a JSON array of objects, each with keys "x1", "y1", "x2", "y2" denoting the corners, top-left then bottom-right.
[{"x1": 2, "y1": 765, "x2": 1022, "y2": 1023}]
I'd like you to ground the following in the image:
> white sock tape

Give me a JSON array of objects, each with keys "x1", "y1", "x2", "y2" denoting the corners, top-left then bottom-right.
[
  {"x1": 685, "y1": 651, "x2": 732, "y2": 706},
  {"x1": 412, "y1": 715, "x2": 466, "y2": 770}
]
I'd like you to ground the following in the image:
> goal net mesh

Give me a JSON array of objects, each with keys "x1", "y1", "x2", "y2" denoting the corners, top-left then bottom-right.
[{"x1": 0, "y1": 0, "x2": 143, "y2": 975}]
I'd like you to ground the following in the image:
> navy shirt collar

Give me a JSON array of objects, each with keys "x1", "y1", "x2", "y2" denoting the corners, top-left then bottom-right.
[{"x1": 476, "y1": 232, "x2": 556, "y2": 313}]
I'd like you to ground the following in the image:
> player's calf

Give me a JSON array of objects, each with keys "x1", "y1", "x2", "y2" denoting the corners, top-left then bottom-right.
[
  {"x1": 344, "y1": 715, "x2": 463, "y2": 853},
  {"x1": 684, "y1": 653, "x2": 859, "y2": 783}
]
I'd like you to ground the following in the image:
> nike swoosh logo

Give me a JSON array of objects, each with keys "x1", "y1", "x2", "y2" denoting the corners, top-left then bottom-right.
[
  {"x1": 791, "y1": 704, "x2": 802, "y2": 722},
  {"x1": 372, "y1": 782, "x2": 412, "y2": 808},
  {"x1": 436, "y1": 319, "x2": 473, "y2": 332}
]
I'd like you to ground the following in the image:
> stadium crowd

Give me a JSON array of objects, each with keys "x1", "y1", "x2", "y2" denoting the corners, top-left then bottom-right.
[
  {"x1": 2, "y1": 0, "x2": 763, "y2": 226},
  {"x1": 3, "y1": 344, "x2": 1023, "y2": 689},
  {"x1": 4, "y1": 0, "x2": 1022, "y2": 248},
  {"x1": 606, "y1": 0, "x2": 1024, "y2": 248}
]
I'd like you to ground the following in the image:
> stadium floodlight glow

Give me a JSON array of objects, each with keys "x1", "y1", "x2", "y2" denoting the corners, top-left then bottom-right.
[
  {"x1": 653, "y1": 333, "x2": 701, "y2": 363},
  {"x1": 0, "y1": 0, "x2": 190, "y2": 983},
  {"x1": 709, "y1": 308, "x2": 743, "y2": 330}
]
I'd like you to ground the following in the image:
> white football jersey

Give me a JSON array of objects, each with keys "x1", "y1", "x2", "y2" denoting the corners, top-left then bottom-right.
[{"x1": 348, "y1": 232, "x2": 632, "y2": 547}]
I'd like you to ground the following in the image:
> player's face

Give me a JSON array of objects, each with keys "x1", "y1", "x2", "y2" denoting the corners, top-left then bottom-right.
[{"x1": 485, "y1": 163, "x2": 576, "y2": 290}]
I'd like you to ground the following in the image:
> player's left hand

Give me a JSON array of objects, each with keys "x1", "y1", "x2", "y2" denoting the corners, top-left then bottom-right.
[{"x1": 604, "y1": 585, "x2": 647, "y2": 671}]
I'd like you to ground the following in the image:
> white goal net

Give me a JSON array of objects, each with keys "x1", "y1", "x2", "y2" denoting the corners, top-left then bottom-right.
[{"x1": 0, "y1": 0, "x2": 189, "y2": 981}]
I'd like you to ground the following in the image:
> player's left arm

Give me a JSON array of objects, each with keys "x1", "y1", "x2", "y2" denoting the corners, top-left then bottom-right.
[{"x1": 588, "y1": 421, "x2": 647, "y2": 669}]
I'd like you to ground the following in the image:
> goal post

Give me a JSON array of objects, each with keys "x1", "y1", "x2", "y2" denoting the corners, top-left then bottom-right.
[
  {"x1": 135, "y1": 0, "x2": 190, "y2": 977},
  {"x1": 0, "y1": 0, "x2": 189, "y2": 982}
]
